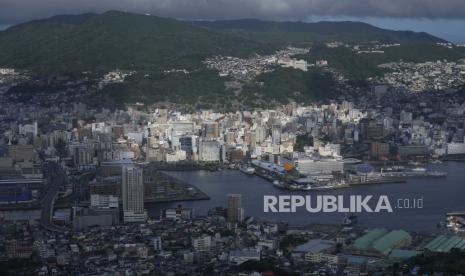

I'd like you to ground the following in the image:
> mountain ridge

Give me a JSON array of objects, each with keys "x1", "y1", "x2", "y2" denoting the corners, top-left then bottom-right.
[
  {"x1": 0, "y1": 11, "x2": 273, "y2": 74},
  {"x1": 0, "y1": 11, "x2": 450, "y2": 75},
  {"x1": 191, "y1": 18, "x2": 444, "y2": 43}
]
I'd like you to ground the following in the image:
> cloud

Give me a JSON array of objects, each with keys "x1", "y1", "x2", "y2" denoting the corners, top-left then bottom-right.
[{"x1": 1, "y1": 0, "x2": 465, "y2": 24}]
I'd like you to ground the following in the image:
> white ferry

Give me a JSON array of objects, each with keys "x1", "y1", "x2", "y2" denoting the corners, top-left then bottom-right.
[{"x1": 240, "y1": 166, "x2": 255, "y2": 175}]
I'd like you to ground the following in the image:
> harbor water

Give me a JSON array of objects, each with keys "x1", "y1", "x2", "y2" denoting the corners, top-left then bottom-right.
[{"x1": 147, "y1": 162, "x2": 465, "y2": 233}]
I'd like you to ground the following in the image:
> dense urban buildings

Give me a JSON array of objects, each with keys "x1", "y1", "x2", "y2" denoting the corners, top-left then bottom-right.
[{"x1": 1, "y1": 65, "x2": 465, "y2": 272}]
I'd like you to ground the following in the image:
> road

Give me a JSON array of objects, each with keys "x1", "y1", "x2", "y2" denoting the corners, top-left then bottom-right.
[{"x1": 40, "y1": 161, "x2": 69, "y2": 232}]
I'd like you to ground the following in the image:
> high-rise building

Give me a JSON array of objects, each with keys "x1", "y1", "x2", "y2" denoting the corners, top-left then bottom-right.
[
  {"x1": 227, "y1": 194, "x2": 243, "y2": 223},
  {"x1": 255, "y1": 126, "x2": 267, "y2": 143},
  {"x1": 122, "y1": 165, "x2": 146, "y2": 223},
  {"x1": 8, "y1": 144, "x2": 34, "y2": 163},
  {"x1": 360, "y1": 119, "x2": 384, "y2": 141},
  {"x1": 198, "y1": 140, "x2": 220, "y2": 162},
  {"x1": 90, "y1": 194, "x2": 119, "y2": 209},
  {"x1": 192, "y1": 235, "x2": 212, "y2": 252},
  {"x1": 179, "y1": 136, "x2": 194, "y2": 154},
  {"x1": 225, "y1": 131, "x2": 235, "y2": 144},
  {"x1": 371, "y1": 142, "x2": 390, "y2": 159},
  {"x1": 72, "y1": 144, "x2": 93, "y2": 167},
  {"x1": 152, "y1": 236, "x2": 162, "y2": 251},
  {"x1": 201, "y1": 122, "x2": 219, "y2": 139},
  {"x1": 244, "y1": 131, "x2": 256, "y2": 146},
  {"x1": 272, "y1": 124, "x2": 282, "y2": 145},
  {"x1": 400, "y1": 110, "x2": 413, "y2": 125}
]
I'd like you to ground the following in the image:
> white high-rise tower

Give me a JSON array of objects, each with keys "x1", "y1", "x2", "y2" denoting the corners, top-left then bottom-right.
[{"x1": 122, "y1": 165, "x2": 147, "y2": 223}]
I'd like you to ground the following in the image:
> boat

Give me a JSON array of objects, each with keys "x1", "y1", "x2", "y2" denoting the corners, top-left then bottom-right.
[
  {"x1": 342, "y1": 213, "x2": 358, "y2": 226},
  {"x1": 251, "y1": 160, "x2": 286, "y2": 175},
  {"x1": 431, "y1": 159, "x2": 443, "y2": 164},
  {"x1": 311, "y1": 185, "x2": 335, "y2": 191},
  {"x1": 300, "y1": 185, "x2": 312, "y2": 191},
  {"x1": 240, "y1": 166, "x2": 255, "y2": 175},
  {"x1": 288, "y1": 184, "x2": 312, "y2": 191},
  {"x1": 272, "y1": 180, "x2": 286, "y2": 189},
  {"x1": 343, "y1": 158, "x2": 362, "y2": 164},
  {"x1": 427, "y1": 171, "x2": 447, "y2": 177},
  {"x1": 383, "y1": 166, "x2": 405, "y2": 172}
]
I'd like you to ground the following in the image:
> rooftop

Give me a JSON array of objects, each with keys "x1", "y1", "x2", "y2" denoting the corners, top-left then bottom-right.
[
  {"x1": 425, "y1": 235, "x2": 465, "y2": 253},
  {"x1": 294, "y1": 239, "x2": 335, "y2": 253}
]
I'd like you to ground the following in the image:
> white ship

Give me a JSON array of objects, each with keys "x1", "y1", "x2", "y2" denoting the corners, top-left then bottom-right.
[
  {"x1": 411, "y1": 167, "x2": 427, "y2": 172},
  {"x1": 240, "y1": 166, "x2": 255, "y2": 175},
  {"x1": 288, "y1": 184, "x2": 312, "y2": 191},
  {"x1": 311, "y1": 185, "x2": 335, "y2": 191},
  {"x1": 427, "y1": 171, "x2": 447, "y2": 177},
  {"x1": 272, "y1": 180, "x2": 286, "y2": 189},
  {"x1": 343, "y1": 158, "x2": 362, "y2": 164}
]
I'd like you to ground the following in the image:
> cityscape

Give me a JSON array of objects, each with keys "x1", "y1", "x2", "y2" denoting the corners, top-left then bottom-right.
[{"x1": 1, "y1": 1, "x2": 465, "y2": 275}]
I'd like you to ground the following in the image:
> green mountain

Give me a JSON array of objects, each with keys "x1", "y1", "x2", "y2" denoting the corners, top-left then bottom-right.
[
  {"x1": 0, "y1": 11, "x2": 272, "y2": 74},
  {"x1": 192, "y1": 19, "x2": 445, "y2": 45},
  {"x1": 0, "y1": 11, "x2": 450, "y2": 75},
  {"x1": 0, "y1": 11, "x2": 463, "y2": 108}
]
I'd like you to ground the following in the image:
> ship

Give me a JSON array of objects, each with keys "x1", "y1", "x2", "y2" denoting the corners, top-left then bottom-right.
[
  {"x1": 343, "y1": 158, "x2": 362, "y2": 164},
  {"x1": 240, "y1": 166, "x2": 255, "y2": 175},
  {"x1": 427, "y1": 171, "x2": 447, "y2": 177},
  {"x1": 311, "y1": 185, "x2": 335, "y2": 191},
  {"x1": 380, "y1": 166, "x2": 446, "y2": 178},
  {"x1": 411, "y1": 167, "x2": 427, "y2": 172},
  {"x1": 288, "y1": 184, "x2": 312, "y2": 191},
  {"x1": 251, "y1": 160, "x2": 286, "y2": 175},
  {"x1": 272, "y1": 180, "x2": 286, "y2": 189},
  {"x1": 383, "y1": 166, "x2": 405, "y2": 172}
]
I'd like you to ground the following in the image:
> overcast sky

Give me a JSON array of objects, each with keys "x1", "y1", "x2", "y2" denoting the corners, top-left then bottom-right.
[{"x1": 0, "y1": 0, "x2": 464, "y2": 42}]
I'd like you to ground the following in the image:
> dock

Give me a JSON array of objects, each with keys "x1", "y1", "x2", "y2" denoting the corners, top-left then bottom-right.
[{"x1": 346, "y1": 178, "x2": 407, "y2": 186}]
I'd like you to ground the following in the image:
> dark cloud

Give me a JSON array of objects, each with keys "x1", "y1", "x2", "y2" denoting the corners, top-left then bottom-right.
[{"x1": 1, "y1": 0, "x2": 465, "y2": 24}]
